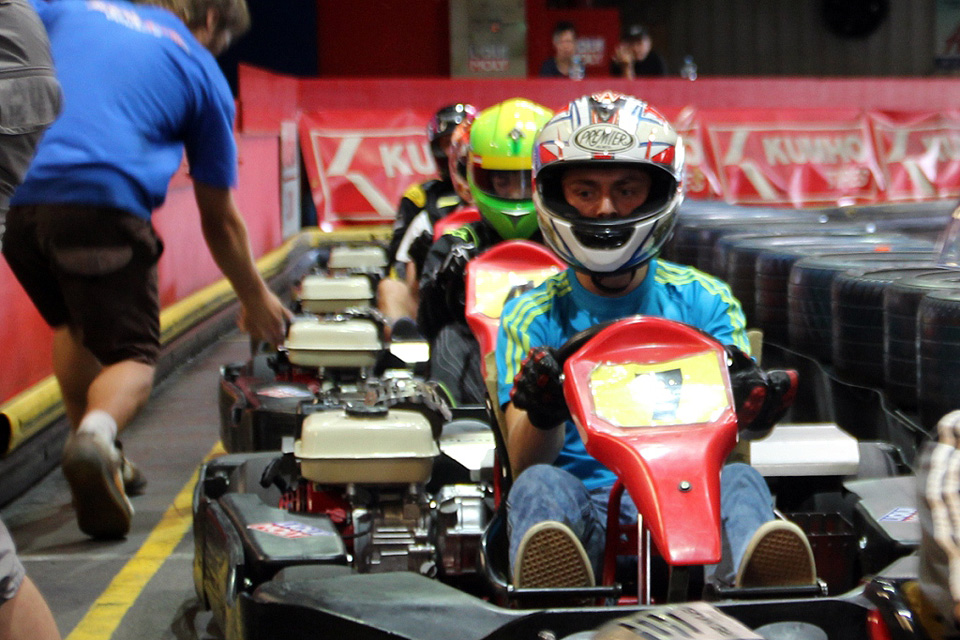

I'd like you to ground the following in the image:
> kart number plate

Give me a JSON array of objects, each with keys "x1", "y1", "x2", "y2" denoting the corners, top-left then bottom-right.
[
  {"x1": 473, "y1": 267, "x2": 560, "y2": 319},
  {"x1": 589, "y1": 351, "x2": 729, "y2": 428}
]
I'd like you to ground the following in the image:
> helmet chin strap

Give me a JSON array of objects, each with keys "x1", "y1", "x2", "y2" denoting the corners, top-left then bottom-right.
[{"x1": 591, "y1": 268, "x2": 638, "y2": 294}]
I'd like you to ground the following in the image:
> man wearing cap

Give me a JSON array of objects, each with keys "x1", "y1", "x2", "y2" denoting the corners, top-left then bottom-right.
[{"x1": 610, "y1": 24, "x2": 667, "y2": 79}]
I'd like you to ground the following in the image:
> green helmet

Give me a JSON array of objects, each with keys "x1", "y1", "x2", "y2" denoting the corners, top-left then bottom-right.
[{"x1": 468, "y1": 98, "x2": 554, "y2": 240}]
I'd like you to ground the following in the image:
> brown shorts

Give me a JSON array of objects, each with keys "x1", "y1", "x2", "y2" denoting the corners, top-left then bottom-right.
[{"x1": 2, "y1": 204, "x2": 164, "y2": 365}]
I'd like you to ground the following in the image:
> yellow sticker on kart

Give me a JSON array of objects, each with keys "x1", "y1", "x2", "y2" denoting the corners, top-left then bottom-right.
[
  {"x1": 473, "y1": 267, "x2": 561, "y2": 319},
  {"x1": 590, "y1": 351, "x2": 730, "y2": 428}
]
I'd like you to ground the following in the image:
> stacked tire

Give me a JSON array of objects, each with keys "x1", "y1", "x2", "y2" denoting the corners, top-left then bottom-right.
[
  {"x1": 666, "y1": 204, "x2": 830, "y2": 271},
  {"x1": 788, "y1": 252, "x2": 939, "y2": 363},
  {"x1": 918, "y1": 289, "x2": 960, "y2": 431},
  {"x1": 884, "y1": 270, "x2": 960, "y2": 411},
  {"x1": 755, "y1": 245, "x2": 934, "y2": 346},
  {"x1": 832, "y1": 266, "x2": 949, "y2": 389},
  {"x1": 717, "y1": 234, "x2": 932, "y2": 331}
]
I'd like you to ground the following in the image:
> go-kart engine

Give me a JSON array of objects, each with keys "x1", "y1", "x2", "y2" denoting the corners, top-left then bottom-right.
[
  {"x1": 349, "y1": 483, "x2": 437, "y2": 575},
  {"x1": 285, "y1": 403, "x2": 488, "y2": 578}
]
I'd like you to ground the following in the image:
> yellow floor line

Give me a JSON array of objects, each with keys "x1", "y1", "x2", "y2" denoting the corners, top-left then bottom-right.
[{"x1": 66, "y1": 441, "x2": 226, "y2": 640}]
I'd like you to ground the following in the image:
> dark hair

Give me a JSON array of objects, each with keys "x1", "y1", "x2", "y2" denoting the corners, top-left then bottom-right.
[
  {"x1": 553, "y1": 21, "x2": 576, "y2": 38},
  {"x1": 623, "y1": 24, "x2": 649, "y2": 42}
]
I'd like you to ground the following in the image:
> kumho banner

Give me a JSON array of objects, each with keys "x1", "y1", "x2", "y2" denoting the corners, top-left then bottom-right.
[
  {"x1": 671, "y1": 106, "x2": 723, "y2": 200},
  {"x1": 702, "y1": 109, "x2": 883, "y2": 207},
  {"x1": 299, "y1": 105, "x2": 960, "y2": 226},
  {"x1": 870, "y1": 111, "x2": 960, "y2": 201},
  {"x1": 300, "y1": 109, "x2": 438, "y2": 226}
]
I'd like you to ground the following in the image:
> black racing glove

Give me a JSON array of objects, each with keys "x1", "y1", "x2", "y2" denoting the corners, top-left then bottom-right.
[
  {"x1": 510, "y1": 346, "x2": 571, "y2": 430},
  {"x1": 436, "y1": 242, "x2": 475, "y2": 319},
  {"x1": 725, "y1": 345, "x2": 798, "y2": 440}
]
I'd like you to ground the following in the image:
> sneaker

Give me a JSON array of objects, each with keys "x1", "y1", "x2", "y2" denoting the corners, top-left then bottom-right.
[
  {"x1": 735, "y1": 520, "x2": 816, "y2": 588},
  {"x1": 116, "y1": 441, "x2": 147, "y2": 495},
  {"x1": 61, "y1": 432, "x2": 134, "y2": 539},
  {"x1": 513, "y1": 521, "x2": 595, "y2": 589}
]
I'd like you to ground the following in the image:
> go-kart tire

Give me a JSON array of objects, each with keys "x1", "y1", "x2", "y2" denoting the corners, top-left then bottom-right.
[
  {"x1": 788, "y1": 252, "x2": 938, "y2": 364},
  {"x1": 918, "y1": 289, "x2": 960, "y2": 431},
  {"x1": 883, "y1": 270, "x2": 960, "y2": 410},
  {"x1": 831, "y1": 265, "x2": 943, "y2": 388}
]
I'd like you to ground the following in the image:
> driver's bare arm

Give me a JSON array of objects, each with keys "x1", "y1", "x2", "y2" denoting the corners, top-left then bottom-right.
[{"x1": 505, "y1": 403, "x2": 565, "y2": 476}]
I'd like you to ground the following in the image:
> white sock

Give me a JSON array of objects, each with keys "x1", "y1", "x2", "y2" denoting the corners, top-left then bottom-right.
[{"x1": 77, "y1": 410, "x2": 118, "y2": 443}]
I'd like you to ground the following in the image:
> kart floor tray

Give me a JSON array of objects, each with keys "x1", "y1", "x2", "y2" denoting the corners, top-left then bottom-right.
[
  {"x1": 219, "y1": 493, "x2": 348, "y2": 584},
  {"x1": 244, "y1": 571, "x2": 525, "y2": 640}
]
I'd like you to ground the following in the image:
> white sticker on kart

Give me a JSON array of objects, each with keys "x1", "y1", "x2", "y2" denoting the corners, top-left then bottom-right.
[
  {"x1": 879, "y1": 508, "x2": 918, "y2": 523},
  {"x1": 256, "y1": 385, "x2": 315, "y2": 399},
  {"x1": 247, "y1": 521, "x2": 334, "y2": 539}
]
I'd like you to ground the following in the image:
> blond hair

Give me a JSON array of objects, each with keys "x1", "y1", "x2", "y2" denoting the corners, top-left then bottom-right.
[{"x1": 133, "y1": 0, "x2": 250, "y2": 38}]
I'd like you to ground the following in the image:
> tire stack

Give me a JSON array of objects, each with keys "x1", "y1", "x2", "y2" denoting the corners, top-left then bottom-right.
[
  {"x1": 754, "y1": 243, "x2": 934, "y2": 347},
  {"x1": 666, "y1": 204, "x2": 830, "y2": 270},
  {"x1": 918, "y1": 289, "x2": 960, "y2": 431},
  {"x1": 831, "y1": 266, "x2": 948, "y2": 389},
  {"x1": 708, "y1": 224, "x2": 861, "y2": 278},
  {"x1": 717, "y1": 233, "x2": 931, "y2": 330},
  {"x1": 884, "y1": 270, "x2": 960, "y2": 411},
  {"x1": 835, "y1": 200, "x2": 955, "y2": 242},
  {"x1": 788, "y1": 251, "x2": 940, "y2": 364}
]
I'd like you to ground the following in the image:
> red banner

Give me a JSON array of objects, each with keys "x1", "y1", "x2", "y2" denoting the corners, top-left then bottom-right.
[
  {"x1": 702, "y1": 108, "x2": 883, "y2": 207},
  {"x1": 870, "y1": 110, "x2": 960, "y2": 201},
  {"x1": 672, "y1": 106, "x2": 723, "y2": 200},
  {"x1": 298, "y1": 104, "x2": 960, "y2": 223},
  {"x1": 300, "y1": 109, "x2": 439, "y2": 227}
]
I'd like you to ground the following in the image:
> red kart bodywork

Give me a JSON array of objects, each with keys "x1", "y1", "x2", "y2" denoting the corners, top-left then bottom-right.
[{"x1": 564, "y1": 317, "x2": 738, "y2": 570}]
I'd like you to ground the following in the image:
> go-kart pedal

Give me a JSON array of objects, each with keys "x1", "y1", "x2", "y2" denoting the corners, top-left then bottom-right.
[
  {"x1": 735, "y1": 519, "x2": 817, "y2": 588},
  {"x1": 513, "y1": 520, "x2": 595, "y2": 589}
]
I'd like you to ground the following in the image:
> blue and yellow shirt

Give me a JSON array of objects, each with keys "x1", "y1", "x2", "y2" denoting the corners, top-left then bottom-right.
[{"x1": 496, "y1": 259, "x2": 749, "y2": 490}]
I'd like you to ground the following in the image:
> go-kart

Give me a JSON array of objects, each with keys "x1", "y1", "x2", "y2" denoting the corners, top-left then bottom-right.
[
  {"x1": 194, "y1": 316, "x2": 926, "y2": 640},
  {"x1": 217, "y1": 306, "x2": 436, "y2": 452},
  {"x1": 196, "y1": 235, "x2": 932, "y2": 639}
]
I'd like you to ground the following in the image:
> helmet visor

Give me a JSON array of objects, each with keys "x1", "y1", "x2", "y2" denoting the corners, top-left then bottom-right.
[
  {"x1": 471, "y1": 167, "x2": 534, "y2": 202},
  {"x1": 541, "y1": 161, "x2": 678, "y2": 224}
]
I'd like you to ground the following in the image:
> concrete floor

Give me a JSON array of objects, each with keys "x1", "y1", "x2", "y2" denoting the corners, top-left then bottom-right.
[{"x1": 2, "y1": 332, "x2": 251, "y2": 640}]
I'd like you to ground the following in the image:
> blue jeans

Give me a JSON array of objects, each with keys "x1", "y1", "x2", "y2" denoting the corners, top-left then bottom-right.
[{"x1": 507, "y1": 462, "x2": 775, "y2": 585}]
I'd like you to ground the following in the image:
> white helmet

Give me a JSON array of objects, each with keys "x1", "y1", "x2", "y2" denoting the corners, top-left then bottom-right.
[{"x1": 533, "y1": 92, "x2": 685, "y2": 275}]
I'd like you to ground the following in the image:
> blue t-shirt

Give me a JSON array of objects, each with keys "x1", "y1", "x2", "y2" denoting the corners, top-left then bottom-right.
[
  {"x1": 13, "y1": 0, "x2": 237, "y2": 219},
  {"x1": 496, "y1": 260, "x2": 750, "y2": 490}
]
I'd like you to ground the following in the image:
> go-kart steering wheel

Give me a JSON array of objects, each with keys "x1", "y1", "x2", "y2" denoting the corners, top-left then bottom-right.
[{"x1": 555, "y1": 320, "x2": 618, "y2": 364}]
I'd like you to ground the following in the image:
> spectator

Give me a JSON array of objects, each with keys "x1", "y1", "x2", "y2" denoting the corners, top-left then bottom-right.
[
  {"x1": 610, "y1": 24, "x2": 668, "y2": 79},
  {"x1": 3, "y1": 0, "x2": 291, "y2": 540},
  {"x1": 497, "y1": 92, "x2": 813, "y2": 591},
  {"x1": 1, "y1": 518, "x2": 60, "y2": 640},
  {"x1": 0, "y1": 1, "x2": 62, "y2": 637},
  {"x1": 539, "y1": 21, "x2": 583, "y2": 79},
  {"x1": 914, "y1": 409, "x2": 960, "y2": 639},
  {"x1": 0, "y1": 0, "x2": 60, "y2": 229}
]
